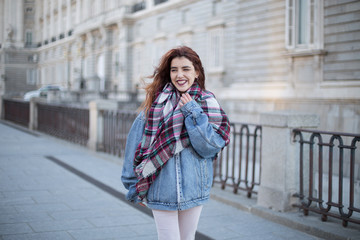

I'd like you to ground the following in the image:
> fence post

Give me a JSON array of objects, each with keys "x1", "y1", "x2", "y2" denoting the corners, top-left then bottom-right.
[
  {"x1": 29, "y1": 97, "x2": 44, "y2": 130},
  {"x1": 257, "y1": 110, "x2": 319, "y2": 211},
  {"x1": 88, "y1": 99, "x2": 117, "y2": 151},
  {"x1": 0, "y1": 96, "x2": 3, "y2": 120}
]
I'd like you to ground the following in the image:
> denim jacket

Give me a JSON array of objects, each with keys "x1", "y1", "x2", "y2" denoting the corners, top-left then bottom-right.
[{"x1": 121, "y1": 100, "x2": 227, "y2": 211}]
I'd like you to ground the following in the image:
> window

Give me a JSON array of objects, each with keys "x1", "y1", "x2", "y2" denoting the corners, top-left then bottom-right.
[
  {"x1": 132, "y1": 1, "x2": 146, "y2": 13},
  {"x1": 25, "y1": 30, "x2": 32, "y2": 46},
  {"x1": 114, "y1": 52, "x2": 120, "y2": 76},
  {"x1": 285, "y1": 0, "x2": 323, "y2": 50},
  {"x1": 26, "y1": 69, "x2": 37, "y2": 85},
  {"x1": 154, "y1": 0, "x2": 167, "y2": 5},
  {"x1": 208, "y1": 28, "x2": 223, "y2": 70}
]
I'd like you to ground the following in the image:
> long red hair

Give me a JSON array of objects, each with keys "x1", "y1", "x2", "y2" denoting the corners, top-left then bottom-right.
[{"x1": 140, "y1": 46, "x2": 206, "y2": 115}]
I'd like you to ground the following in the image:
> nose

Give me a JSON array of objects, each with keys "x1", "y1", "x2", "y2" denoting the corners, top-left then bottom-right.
[{"x1": 177, "y1": 70, "x2": 184, "y2": 78}]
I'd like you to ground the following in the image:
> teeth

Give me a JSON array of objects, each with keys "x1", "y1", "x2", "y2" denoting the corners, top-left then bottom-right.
[{"x1": 177, "y1": 80, "x2": 187, "y2": 85}]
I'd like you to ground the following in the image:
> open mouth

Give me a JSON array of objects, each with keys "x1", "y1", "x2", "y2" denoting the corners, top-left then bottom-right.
[{"x1": 176, "y1": 80, "x2": 187, "y2": 86}]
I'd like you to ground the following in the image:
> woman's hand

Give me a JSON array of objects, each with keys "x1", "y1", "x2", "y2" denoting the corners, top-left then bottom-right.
[{"x1": 179, "y1": 93, "x2": 192, "y2": 107}]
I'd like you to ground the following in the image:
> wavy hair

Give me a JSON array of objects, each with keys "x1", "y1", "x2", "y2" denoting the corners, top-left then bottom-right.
[{"x1": 140, "y1": 46, "x2": 206, "y2": 115}]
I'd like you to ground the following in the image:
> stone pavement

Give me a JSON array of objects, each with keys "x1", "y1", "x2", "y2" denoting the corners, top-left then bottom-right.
[{"x1": 0, "y1": 121, "x2": 359, "y2": 240}]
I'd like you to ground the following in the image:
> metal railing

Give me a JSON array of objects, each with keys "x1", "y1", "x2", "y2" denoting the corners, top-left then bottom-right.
[
  {"x1": 293, "y1": 129, "x2": 360, "y2": 227},
  {"x1": 3, "y1": 99, "x2": 30, "y2": 127},
  {"x1": 37, "y1": 103, "x2": 89, "y2": 146},
  {"x1": 102, "y1": 113, "x2": 263, "y2": 198},
  {"x1": 213, "y1": 122, "x2": 262, "y2": 198},
  {"x1": 0, "y1": 99, "x2": 261, "y2": 200},
  {"x1": 102, "y1": 110, "x2": 138, "y2": 157}
]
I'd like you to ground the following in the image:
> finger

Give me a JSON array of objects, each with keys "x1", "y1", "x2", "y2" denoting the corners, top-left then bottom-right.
[
  {"x1": 180, "y1": 97, "x2": 188, "y2": 105},
  {"x1": 185, "y1": 93, "x2": 192, "y2": 101},
  {"x1": 180, "y1": 95, "x2": 186, "y2": 103},
  {"x1": 181, "y1": 93, "x2": 189, "y2": 102}
]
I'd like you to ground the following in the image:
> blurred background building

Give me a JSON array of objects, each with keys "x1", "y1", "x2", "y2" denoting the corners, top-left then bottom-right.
[{"x1": 0, "y1": 0, "x2": 359, "y2": 133}]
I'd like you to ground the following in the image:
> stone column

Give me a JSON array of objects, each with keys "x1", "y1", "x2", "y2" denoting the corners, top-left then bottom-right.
[
  {"x1": 100, "y1": 26, "x2": 113, "y2": 92},
  {"x1": 0, "y1": 1, "x2": 3, "y2": 43},
  {"x1": 82, "y1": 0, "x2": 87, "y2": 22},
  {"x1": 16, "y1": 0, "x2": 24, "y2": 47},
  {"x1": 43, "y1": 0, "x2": 47, "y2": 41},
  {"x1": 257, "y1": 110, "x2": 319, "y2": 211},
  {"x1": 50, "y1": 0, "x2": 54, "y2": 39},
  {"x1": 117, "y1": 20, "x2": 133, "y2": 93},
  {"x1": 29, "y1": 97, "x2": 46, "y2": 130},
  {"x1": 85, "y1": 32, "x2": 100, "y2": 91},
  {"x1": 146, "y1": 0, "x2": 154, "y2": 9},
  {"x1": 117, "y1": 22, "x2": 127, "y2": 92},
  {"x1": 66, "y1": 0, "x2": 71, "y2": 32},
  {"x1": 73, "y1": 37, "x2": 85, "y2": 91},
  {"x1": 34, "y1": 0, "x2": 40, "y2": 44},
  {"x1": 0, "y1": 97, "x2": 4, "y2": 120},
  {"x1": 58, "y1": 0, "x2": 62, "y2": 35},
  {"x1": 87, "y1": 99, "x2": 117, "y2": 151},
  {"x1": 76, "y1": 0, "x2": 81, "y2": 25}
]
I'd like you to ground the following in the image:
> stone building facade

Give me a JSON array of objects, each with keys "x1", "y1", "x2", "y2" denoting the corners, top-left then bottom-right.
[{"x1": 0, "y1": 0, "x2": 360, "y2": 133}]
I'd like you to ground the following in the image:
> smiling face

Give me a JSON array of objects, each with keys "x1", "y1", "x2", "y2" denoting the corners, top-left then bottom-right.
[{"x1": 170, "y1": 57, "x2": 199, "y2": 93}]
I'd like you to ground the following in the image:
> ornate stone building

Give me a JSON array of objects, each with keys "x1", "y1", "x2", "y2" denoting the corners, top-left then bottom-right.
[{"x1": 0, "y1": 0, "x2": 360, "y2": 133}]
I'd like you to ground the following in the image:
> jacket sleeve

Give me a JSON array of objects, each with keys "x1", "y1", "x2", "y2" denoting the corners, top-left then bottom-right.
[
  {"x1": 181, "y1": 100, "x2": 227, "y2": 159},
  {"x1": 121, "y1": 112, "x2": 145, "y2": 203}
]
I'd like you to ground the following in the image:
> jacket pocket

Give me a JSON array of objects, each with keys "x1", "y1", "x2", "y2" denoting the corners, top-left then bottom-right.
[{"x1": 147, "y1": 159, "x2": 177, "y2": 203}]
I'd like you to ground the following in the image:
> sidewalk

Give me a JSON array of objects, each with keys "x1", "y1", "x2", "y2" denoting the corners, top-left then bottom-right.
[{"x1": 0, "y1": 121, "x2": 359, "y2": 240}]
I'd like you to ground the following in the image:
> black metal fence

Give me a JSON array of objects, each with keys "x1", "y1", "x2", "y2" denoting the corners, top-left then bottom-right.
[
  {"x1": 3, "y1": 99, "x2": 30, "y2": 127},
  {"x1": 37, "y1": 103, "x2": 89, "y2": 146},
  {"x1": 5, "y1": 98, "x2": 360, "y2": 228},
  {"x1": 213, "y1": 122, "x2": 262, "y2": 198},
  {"x1": 293, "y1": 129, "x2": 360, "y2": 227},
  {"x1": 102, "y1": 111, "x2": 263, "y2": 198},
  {"x1": 102, "y1": 110, "x2": 138, "y2": 157}
]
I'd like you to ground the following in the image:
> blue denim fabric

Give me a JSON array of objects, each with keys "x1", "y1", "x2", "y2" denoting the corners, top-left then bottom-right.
[{"x1": 121, "y1": 100, "x2": 226, "y2": 210}]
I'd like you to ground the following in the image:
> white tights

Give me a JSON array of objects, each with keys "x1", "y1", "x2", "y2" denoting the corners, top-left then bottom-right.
[{"x1": 152, "y1": 205, "x2": 203, "y2": 240}]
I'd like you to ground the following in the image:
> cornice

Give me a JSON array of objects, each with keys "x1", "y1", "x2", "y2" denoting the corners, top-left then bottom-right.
[{"x1": 128, "y1": 0, "x2": 199, "y2": 20}]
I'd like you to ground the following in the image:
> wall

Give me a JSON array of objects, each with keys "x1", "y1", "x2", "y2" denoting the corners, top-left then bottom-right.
[
  {"x1": 217, "y1": 0, "x2": 360, "y2": 134},
  {"x1": 1, "y1": 0, "x2": 359, "y2": 133}
]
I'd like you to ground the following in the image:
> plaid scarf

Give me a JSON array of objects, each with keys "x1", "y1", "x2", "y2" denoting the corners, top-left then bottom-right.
[{"x1": 134, "y1": 82, "x2": 230, "y2": 200}]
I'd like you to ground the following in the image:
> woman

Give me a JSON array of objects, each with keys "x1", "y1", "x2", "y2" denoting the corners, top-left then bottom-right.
[{"x1": 121, "y1": 46, "x2": 230, "y2": 240}]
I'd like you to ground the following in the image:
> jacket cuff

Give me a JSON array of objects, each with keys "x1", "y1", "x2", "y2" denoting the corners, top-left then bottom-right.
[
  {"x1": 181, "y1": 100, "x2": 203, "y2": 118},
  {"x1": 126, "y1": 185, "x2": 141, "y2": 203}
]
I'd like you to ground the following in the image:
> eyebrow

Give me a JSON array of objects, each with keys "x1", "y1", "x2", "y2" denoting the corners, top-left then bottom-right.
[{"x1": 171, "y1": 66, "x2": 192, "y2": 69}]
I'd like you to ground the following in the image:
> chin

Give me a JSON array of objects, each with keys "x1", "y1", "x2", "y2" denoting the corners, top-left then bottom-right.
[{"x1": 177, "y1": 87, "x2": 190, "y2": 93}]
